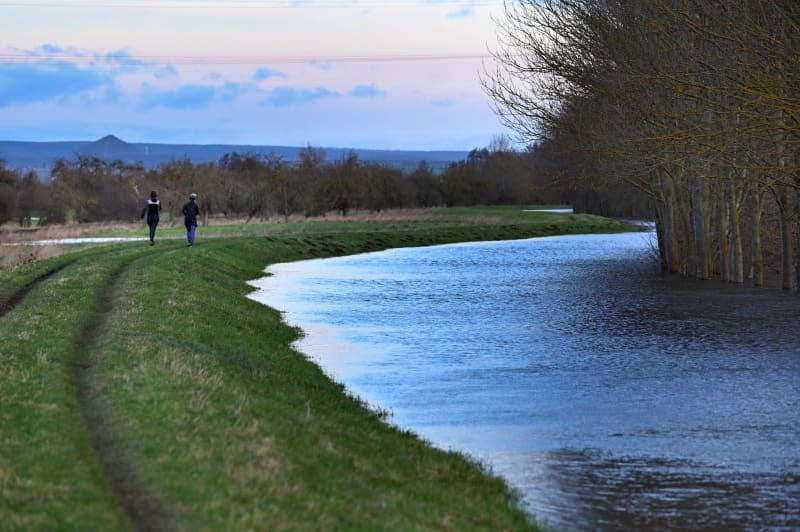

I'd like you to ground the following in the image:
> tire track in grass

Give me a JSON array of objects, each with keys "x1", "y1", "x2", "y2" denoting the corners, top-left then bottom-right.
[
  {"x1": 0, "y1": 260, "x2": 74, "y2": 318},
  {"x1": 71, "y1": 251, "x2": 176, "y2": 532}
]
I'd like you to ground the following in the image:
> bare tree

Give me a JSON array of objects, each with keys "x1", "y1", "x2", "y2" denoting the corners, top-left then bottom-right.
[
  {"x1": 485, "y1": 0, "x2": 800, "y2": 288},
  {"x1": 0, "y1": 162, "x2": 19, "y2": 224}
]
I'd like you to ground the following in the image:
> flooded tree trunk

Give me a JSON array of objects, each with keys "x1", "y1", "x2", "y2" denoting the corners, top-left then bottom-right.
[
  {"x1": 719, "y1": 179, "x2": 731, "y2": 282},
  {"x1": 727, "y1": 114, "x2": 745, "y2": 284},
  {"x1": 729, "y1": 174, "x2": 745, "y2": 284},
  {"x1": 751, "y1": 186, "x2": 765, "y2": 287},
  {"x1": 678, "y1": 175, "x2": 696, "y2": 277},
  {"x1": 795, "y1": 176, "x2": 800, "y2": 293},
  {"x1": 778, "y1": 185, "x2": 795, "y2": 291},
  {"x1": 775, "y1": 115, "x2": 795, "y2": 291},
  {"x1": 655, "y1": 169, "x2": 681, "y2": 274},
  {"x1": 706, "y1": 185, "x2": 717, "y2": 280},
  {"x1": 666, "y1": 171, "x2": 681, "y2": 274},
  {"x1": 691, "y1": 172, "x2": 713, "y2": 280},
  {"x1": 654, "y1": 203, "x2": 669, "y2": 273}
]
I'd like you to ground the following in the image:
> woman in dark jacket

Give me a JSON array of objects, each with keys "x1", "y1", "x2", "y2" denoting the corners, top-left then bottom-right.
[
  {"x1": 140, "y1": 190, "x2": 161, "y2": 245},
  {"x1": 181, "y1": 192, "x2": 200, "y2": 246}
]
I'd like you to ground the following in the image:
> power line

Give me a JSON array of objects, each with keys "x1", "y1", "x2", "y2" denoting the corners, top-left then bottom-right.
[
  {"x1": 0, "y1": 52, "x2": 492, "y2": 66},
  {"x1": 0, "y1": 1, "x2": 501, "y2": 8}
]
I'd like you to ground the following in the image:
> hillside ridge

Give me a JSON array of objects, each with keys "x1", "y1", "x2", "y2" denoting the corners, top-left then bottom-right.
[{"x1": 0, "y1": 136, "x2": 469, "y2": 177}]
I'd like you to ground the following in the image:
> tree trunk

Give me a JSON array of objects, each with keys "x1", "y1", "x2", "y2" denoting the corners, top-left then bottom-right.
[
  {"x1": 719, "y1": 180, "x2": 731, "y2": 282},
  {"x1": 729, "y1": 174, "x2": 745, "y2": 284},
  {"x1": 663, "y1": 169, "x2": 681, "y2": 274},
  {"x1": 678, "y1": 175, "x2": 695, "y2": 277},
  {"x1": 751, "y1": 187, "x2": 765, "y2": 287},
  {"x1": 778, "y1": 185, "x2": 795, "y2": 291},
  {"x1": 691, "y1": 173, "x2": 713, "y2": 280},
  {"x1": 654, "y1": 203, "x2": 669, "y2": 273},
  {"x1": 704, "y1": 180, "x2": 715, "y2": 280},
  {"x1": 795, "y1": 176, "x2": 800, "y2": 293}
]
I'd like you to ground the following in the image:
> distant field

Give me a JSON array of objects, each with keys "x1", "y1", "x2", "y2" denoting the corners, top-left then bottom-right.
[{"x1": 0, "y1": 206, "x2": 632, "y2": 268}]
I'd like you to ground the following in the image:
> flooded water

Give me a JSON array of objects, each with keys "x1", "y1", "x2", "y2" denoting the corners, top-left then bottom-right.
[
  {"x1": 247, "y1": 232, "x2": 800, "y2": 531},
  {"x1": 12, "y1": 237, "x2": 147, "y2": 245}
]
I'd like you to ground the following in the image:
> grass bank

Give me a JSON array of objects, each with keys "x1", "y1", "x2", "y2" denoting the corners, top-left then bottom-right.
[{"x1": 0, "y1": 208, "x2": 637, "y2": 529}]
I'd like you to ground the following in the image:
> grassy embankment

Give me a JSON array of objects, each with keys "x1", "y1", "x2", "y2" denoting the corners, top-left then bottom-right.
[{"x1": 0, "y1": 208, "x2": 636, "y2": 530}]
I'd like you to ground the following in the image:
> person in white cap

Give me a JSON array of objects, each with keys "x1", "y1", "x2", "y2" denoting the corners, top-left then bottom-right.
[{"x1": 181, "y1": 192, "x2": 200, "y2": 246}]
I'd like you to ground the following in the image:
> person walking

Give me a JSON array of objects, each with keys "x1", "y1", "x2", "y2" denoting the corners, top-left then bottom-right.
[
  {"x1": 140, "y1": 190, "x2": 161, "y2": 245},
  {"x1": 182, "y1": 192, "x2": 200, "y2": 246}
]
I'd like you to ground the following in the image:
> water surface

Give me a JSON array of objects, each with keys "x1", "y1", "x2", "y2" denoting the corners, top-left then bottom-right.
[
  {"x1": 248, "y1": 232, "x2": 800, "y2": 530},
  {"x1": 13, "y1": 237, "x2": 147, "y2": 245}
]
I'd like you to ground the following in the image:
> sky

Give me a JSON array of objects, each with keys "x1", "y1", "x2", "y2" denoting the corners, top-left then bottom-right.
[{"x1": 0, "y1": 0, "x2": 514, "y2": 150}]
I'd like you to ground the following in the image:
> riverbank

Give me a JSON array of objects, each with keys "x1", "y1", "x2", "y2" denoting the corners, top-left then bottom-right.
[
  {"x1": 0, "y1": 206, "x2": 635, "y2": 267},
  {"x1": 0, "y1": 208, "x2": 636, "y2": 529}
]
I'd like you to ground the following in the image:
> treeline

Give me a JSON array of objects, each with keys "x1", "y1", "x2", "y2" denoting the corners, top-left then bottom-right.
[
  {"x1": 487, "y1": 0, "x2": 800, "y2": 290},
  {"x1": 0, "y1": 143, "x2": 571, "y2": 227}
]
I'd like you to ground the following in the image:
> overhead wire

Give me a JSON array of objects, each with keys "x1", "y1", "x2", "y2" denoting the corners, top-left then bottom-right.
[
  {"x1": 0, "y1": 53, "x2": 492, "y2": 66},
  {"x1": 0, "y1": 0, "x2": 501, "y2": 66},
  {"x1": 0, "y1": 1, "x2": 502, "y2": 8}
]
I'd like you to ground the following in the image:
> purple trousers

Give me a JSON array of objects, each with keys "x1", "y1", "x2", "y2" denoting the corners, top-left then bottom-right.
[{"x1": 187, "y1": 224, "x2": 197, "y2": 245}]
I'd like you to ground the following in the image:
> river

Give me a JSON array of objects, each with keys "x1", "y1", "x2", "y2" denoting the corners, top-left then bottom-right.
[{"x1": 247, "y1": 231, "x2": 800, "y2": 531}]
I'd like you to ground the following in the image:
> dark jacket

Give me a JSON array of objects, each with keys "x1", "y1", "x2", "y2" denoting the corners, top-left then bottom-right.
[
  {"x1": 182, "y1": 200, "x2": 199, "y2": 227},
  {"x1": 141, "y1": 199, "x2": 161, "y2": 222}
]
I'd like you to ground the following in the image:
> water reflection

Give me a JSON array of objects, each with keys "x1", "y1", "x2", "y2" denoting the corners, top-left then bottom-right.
[
  {"x1": 502, "y1": 449, "x2": 800, "y2": 530},
  {"x1": 248, "y1": 232, "x2": 800, "y2": 530}
]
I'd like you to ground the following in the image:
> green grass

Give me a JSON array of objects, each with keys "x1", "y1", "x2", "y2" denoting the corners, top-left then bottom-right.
[
  {"x1": 0, "y1": 245, "x2": 152, "y2": 529},
  {"x1": 98, "y1": 205, "x2": 616, "y2": 240},
  {"x1": 426, "y1": 205, "x2": 571, "y2": 218},
  {"x1": 0, "y1": 211, "x2": 638, "y2": 530}
]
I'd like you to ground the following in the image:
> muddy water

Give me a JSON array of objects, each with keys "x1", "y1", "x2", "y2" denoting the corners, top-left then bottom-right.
[{"x1": 248, "y1": 232, "x2": 800, "y2": 530}]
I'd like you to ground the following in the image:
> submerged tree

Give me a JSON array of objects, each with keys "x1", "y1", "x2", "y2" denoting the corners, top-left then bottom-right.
[{"x1": 486, "y1": 0, "x2": 800, "y2": 290}]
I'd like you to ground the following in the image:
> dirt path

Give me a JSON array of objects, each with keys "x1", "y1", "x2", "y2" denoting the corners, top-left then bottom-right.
[{"x1": 71, "y1": 254, "x2": 176, "y2": 531}]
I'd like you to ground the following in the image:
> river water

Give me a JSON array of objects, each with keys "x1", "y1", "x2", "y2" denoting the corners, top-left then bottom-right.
[{"x1": 247, "y1": 231, "x2": 800, "y2": 531}]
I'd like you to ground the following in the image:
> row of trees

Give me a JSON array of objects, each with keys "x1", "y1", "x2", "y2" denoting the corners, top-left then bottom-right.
[
  {"x1": 0, "y1": 143, "x2": 564, "y2": 228},
  {"x1": 487, "y1": 0, "x2": 800, "y2": 290}
]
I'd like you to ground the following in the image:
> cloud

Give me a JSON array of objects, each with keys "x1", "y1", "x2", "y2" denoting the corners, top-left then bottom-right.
[
  {"x1": 252, "y1": 67, "x2": 287, "y2": 81},
  {"x1": 154, "y1": 65, "x2": 178, "y2": 79},
  {"x1": 431, "y1": 98, "x2": 455, "y2": 107},
  {"x1": 446, "y1": 7, "x2": 474, "y2": 19},
  {"x1": 141, "y1": 84, "x2": 217, "y2": 109},
  {"x1": 22, "y1": 43, "x2": 85, "y2": 58},
  {"x1": 140, "y1": 81, "x2": 257, "y2": 109},
  {"x1": 308, "y1": 60, "x2": 332, "y2": 72},
  {"x1": 0, "y1": 62, "x2": 113, "y2": 107},
  {"x1": 263, "y1": 87, "x2": 339, "y2": 107},
  {"x1": 219, "y1": 82, "x2": 255, "y2": 103},
  {"x1": 37, "y1": 43, "x2": 66, "y2": 55},
  {"x1": 347, "y1": 84, "x2": 388, "y2": 98},
  {"x1": 104, "y1": 48, "x2": 145, "y2": 66},
  {"x1": 102, "y1": 85, "x2": 126, "y2": 104},
  {"x1": 18, "y1": 44, "x2": 157, "y2": 77}
]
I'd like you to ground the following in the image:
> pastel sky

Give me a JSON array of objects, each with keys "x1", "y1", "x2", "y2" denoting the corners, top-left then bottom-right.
[{"x1": 0, "y1": 0, "x2": 512, "y2": 150}]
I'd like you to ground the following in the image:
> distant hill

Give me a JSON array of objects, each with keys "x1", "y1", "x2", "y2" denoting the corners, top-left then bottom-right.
[{"x1": 0, "y1": 135, "x2": 468, "y2": 180}]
